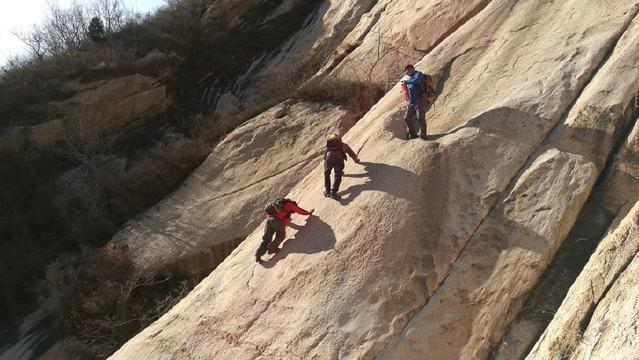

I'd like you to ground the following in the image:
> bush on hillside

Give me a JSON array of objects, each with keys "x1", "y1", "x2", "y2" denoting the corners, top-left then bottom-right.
[
  {"x1": 14, "y1": 0, "x2": 129, "y2": 58},
  {"x1": 0, "y1": 0, "x2": 331, "y2": 339},
  {"x1": 36, "y1": 245, "x2": 194, "y2": 358},
  {"x1": 89, "y1": 17, "x2": 107, "y2": 42},
  {"x1": 296, "y1": 78, "x2": 387, "y2": 120}
]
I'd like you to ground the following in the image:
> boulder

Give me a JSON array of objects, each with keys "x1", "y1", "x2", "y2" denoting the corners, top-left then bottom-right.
[
  {"x1": 598, "y1": 119, "x2": 639, "y2": 214},
  {"x1": 0, "y1": 74, "x2": 171, "y2": 154},
  {"x1": 215, "y1": 92, "x2": 240, "y2": 117}
]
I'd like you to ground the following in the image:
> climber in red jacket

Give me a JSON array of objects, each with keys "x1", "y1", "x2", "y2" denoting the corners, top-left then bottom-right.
[{"x1": 255, "y1": 198, "x2": 314, "y2": 262}]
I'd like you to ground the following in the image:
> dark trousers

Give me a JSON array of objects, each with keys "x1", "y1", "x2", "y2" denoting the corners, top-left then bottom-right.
[
  {"x1": 404, "y1": 97, "x2": 428, "y2": 138},
  {"x1": 256, "y1": 217, "x2": 286, "y2": 259},
  {"x1": 324, "y1": 157, "x2": 345, "y2": 195}
]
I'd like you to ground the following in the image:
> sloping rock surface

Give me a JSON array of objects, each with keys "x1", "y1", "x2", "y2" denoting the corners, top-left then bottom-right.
[
  {"x1": 567, "y1": 244, "x2": 639, "y2": 359},
  {"x1": 383, "y1": 6, "x2": 639, "y2": 359},
  {"x1": 527, "y1": 201, "x2": 639, "y2": 360},
  {"x1": 112, "y1": 101, "x2": 351, "y2": 273},
  {"x1": 490, "y1": 13, "x2": 639, "y2": 357},
  {"x1": 111, "y1": 1, "x2": 639, "y2": 358},
  {"x1": 0, "y1": 74, "x2": 170, "y2": 154},
  {"x1": 320, "y1": 0, "x2": 491, "y2": 84},
  {"x1": 250, "y1": 0, "x2": 378, "y2": 81}
]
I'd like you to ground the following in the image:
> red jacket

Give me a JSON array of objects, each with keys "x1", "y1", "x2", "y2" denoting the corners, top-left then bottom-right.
[{"x1": 269, "y1": 201, "x2": 312, "y2": 226}]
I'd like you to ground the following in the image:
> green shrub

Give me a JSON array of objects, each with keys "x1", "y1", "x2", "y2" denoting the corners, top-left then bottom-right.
[{"x1": 89, "y1": 17, "x2": 107, "y2": 42}]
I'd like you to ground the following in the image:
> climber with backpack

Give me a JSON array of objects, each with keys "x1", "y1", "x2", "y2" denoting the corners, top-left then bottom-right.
[
  {"x1": 401, "y1": 64, "x2": 435, "y2": 140},
  {"x1": 324, "y1": 133, "x2": 360, "y2": 199},
  {"x1": 255, "y1": 198, "x2": 314, "y2": 262}
]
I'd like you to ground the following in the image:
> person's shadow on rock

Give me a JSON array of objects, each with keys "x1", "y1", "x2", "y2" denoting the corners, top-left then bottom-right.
[
  {"x1": 337, "y1": 161, "x2": 417, "y2": 206},
  {"x1": 261, "y1": 215, "x2": 336, "y2": 268}
]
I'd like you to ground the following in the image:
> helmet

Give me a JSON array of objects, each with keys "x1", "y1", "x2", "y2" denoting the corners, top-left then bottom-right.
[{"x1": 327, "y1": 133, "x2": 340, "y2": 141}]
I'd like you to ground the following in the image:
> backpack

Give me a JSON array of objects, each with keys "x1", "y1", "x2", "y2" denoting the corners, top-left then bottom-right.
[
  {"x1": 401, "y1": 83, "x2": 410, "y2": 101},
  {"x1": 264, "y1": 198, "x2": 295, "y2": 215},
  {"x1": 326, "y1": 138, "x2": 346, "y2": 161},
  {"x1": 326, "y1": 138, "x2": 342, "y2": 150},
  {"x1": 421, "y1": 73, "x2": 435, "y2": 102}
]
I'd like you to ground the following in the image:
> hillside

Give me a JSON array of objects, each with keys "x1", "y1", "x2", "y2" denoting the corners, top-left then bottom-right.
[
  {"x1": 110, "y1": 0, "x2": 639, "y2": 359},
  {"x1": 3, "y1": 0, "x2": 639, "y2": 359}
]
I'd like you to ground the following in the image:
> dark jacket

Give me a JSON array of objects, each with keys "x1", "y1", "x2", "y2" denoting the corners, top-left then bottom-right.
[{"x1": 325, "y1": 139, "x2": 358, "y2": 162}]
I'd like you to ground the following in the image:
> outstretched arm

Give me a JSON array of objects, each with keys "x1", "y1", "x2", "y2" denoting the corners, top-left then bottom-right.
[
  {"x1": 284, "y1": 202, "x2": 313, "y2": 215},
  {"x1": 343, "y1": 144, "x2": 360, "y2": 163}
]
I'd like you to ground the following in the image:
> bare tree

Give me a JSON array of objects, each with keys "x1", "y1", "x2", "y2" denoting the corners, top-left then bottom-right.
[
  {"x1": 342, "y1": 27, "x2": 394, "y2": 86},
  {"x1": 92, "y1": 0, "x2": 128, "y2": 35},
  {"x1": 13, "y1": 27, "x2": 48, "y2": 60},
  {"x1": 44, "y1": 0, "x2": 89, "y2": 53},
  {"x1": 14, "y1": 0, "x2": 131, "y2": 59}
]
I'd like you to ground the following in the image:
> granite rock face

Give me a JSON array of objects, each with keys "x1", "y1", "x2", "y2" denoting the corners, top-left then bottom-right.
[
  {"x1": 0, "y1": 74, "x2": 171, "y2": 154},
  {"x1": 110, "y1": 0, "x2": 639, "y2": 359},
  {"x1": 112, "y1": 101, "x2": 352, "y2": 274},
  {"x1": 527, "y1": 202, "x2": 639, "y2": 360}
]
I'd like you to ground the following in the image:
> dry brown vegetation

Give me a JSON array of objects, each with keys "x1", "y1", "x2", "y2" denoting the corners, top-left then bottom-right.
[
  {"x1": 0, "y1": 0, "x2": 213, "y2": 336},
  {"x1": 36, "y1": 245, "x2": 195, "y2": 358},
  {"x1": 0, "y1": 0, "x2": 389, "y2": 356},
  {"x1": 296, "y1": 78, "x2": 386, "y2": 121}
]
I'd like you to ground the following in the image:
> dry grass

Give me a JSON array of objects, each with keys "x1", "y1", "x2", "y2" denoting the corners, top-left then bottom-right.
[
  {"x1": 295, "y1": 77, "x2": 386, "y2": 120},
  {"x1": 36, "y1": 245, "x2": 194, "y2": 358}
]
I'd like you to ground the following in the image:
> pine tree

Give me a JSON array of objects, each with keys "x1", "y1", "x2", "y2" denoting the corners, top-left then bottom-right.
[{"x1": 88, "y1": 17, "x2": 106, "y2": 42}]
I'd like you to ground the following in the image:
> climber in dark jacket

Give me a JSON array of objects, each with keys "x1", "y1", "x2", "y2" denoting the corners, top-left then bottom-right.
[
  {"x1": 324, "y1": 133, "x2": 360, "y2": 199},
  {"x1": 256, "y1": 198, "x2": 314, "y2": 262}
]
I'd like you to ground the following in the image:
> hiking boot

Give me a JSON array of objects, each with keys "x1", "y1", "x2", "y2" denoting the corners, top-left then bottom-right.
[
  {"x1": 255, "y1": 256, "x2": 263, "y2": 263},
  {"x1": 419, "y1": 134, "x2": 428, "y2": 140},
  {"x1": 331, "y1": 192, "x2": 341, "y2": 200},
  {"x1": 324, "y1": 190, "x2": 331, "y2": 198}
]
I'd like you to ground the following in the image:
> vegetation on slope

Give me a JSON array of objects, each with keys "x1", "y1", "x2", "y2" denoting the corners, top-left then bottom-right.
[{"x1": 0, "y1": 0, "x2": 388, "y2": 356}]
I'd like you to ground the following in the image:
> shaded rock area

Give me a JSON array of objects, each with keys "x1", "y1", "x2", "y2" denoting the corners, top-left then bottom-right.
[{"x1": 527, "y1": 201, "x2": 639, "y2": 359}]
